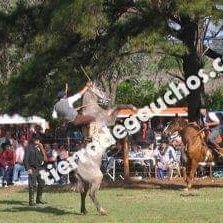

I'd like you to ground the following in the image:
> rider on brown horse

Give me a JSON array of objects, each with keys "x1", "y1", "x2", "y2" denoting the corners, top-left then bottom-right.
[
  {"x1": 198, "y1": 108, "x2": 223, "y2": 152},
  {"x1": 52, "y1": 82, "x2": 96, "y2": 138}
]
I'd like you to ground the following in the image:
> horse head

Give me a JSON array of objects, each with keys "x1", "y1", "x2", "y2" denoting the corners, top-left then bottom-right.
[
  {"x1": 82, "y1": 82, "x2": 114, "y2": 127},
  {"x1": 163, "y1": 117, "x2": 187, "y2": 137},
  {"x1": 87, "y1": 82, "x2": 111, "y2": 109}
]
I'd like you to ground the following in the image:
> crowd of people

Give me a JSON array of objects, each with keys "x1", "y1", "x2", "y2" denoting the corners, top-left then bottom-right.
[
  {"x1": 0, "y1": 108, "x2": 223, "y2": 187},
  {"x1": 0, "y1": 125, "x2": 71, "y2": 188},
  {"x1": 104, "y1": 108, "x2": 223, "y2": 180}
]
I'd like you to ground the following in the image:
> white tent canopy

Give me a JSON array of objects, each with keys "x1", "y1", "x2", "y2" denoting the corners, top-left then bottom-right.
[{"x1": 0, "y1": 114, "x2": 49, "y2": 132}]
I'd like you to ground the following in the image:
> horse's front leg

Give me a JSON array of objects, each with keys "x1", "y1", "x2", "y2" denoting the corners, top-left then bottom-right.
[{"x1": 186, "y1": 159, "x2": 198, "y2": 190}]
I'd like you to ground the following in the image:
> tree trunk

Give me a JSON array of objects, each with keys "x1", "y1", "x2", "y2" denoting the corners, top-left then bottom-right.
[
  {"x1": 183, "y1": 54, "x2": 203, "y2": 122},
  {"x1": 182, "y1": 19, "x2": 205, "y2": 122},
  {"x1": 109, "y1": 82, "x2": 118, "y2": 106},
  {"x1": 100, "y1": 75, "x2": 119, "y2": 107},
  {"x1": 123, "y1": 137, "x2": 130, "y2": 181}
]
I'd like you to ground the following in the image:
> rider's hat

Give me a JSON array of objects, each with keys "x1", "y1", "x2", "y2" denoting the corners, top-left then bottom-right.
[{"x1": 57, "y1": 90, "x2": 66, "y2": 99}]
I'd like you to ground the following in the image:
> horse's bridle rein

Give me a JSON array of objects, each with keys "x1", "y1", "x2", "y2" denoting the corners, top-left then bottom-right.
[{"x1": 88, "y1": 86, "x2": 111, "y2": 108}]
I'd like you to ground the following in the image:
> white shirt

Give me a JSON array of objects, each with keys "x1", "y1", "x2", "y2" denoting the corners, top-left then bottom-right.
[
  {"x1": 52, "y1": 93, "x2": 81, "y2": 119},
  {"x1": 208, "y1": 112, "x2": 220, "y2": 124},
  {"x1": 15, "y1": 145, "x2": 25, "y2": 163},
  {"x1": 160, "y1": 146, "x2": 176, "y2": 164}
]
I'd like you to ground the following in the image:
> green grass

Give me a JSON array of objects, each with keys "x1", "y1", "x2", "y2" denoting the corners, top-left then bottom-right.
[{"x1": 0, "y1": 185, "x2": 223, "y2": 223}]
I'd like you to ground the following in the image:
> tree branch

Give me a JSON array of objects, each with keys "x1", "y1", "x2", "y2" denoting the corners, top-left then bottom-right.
[{"x1": 166, "y1": 71, "x2": 185, "y2": 81}]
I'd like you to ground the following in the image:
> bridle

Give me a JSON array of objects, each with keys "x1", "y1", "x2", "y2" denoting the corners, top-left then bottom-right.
[{"x1": 88, "y1": 85, "x2": 111, "y2": 109}]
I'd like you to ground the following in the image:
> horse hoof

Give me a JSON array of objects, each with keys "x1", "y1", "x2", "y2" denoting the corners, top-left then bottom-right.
[
  {"x1": 81, "y1": 210, "x2": 88, "y2": 215},
  {"x1": 99, "y1": 208, "x2": 107, "y2": 215},
  {"x1": 71, "y1": 186, "x2": 76, "y2": 192}
]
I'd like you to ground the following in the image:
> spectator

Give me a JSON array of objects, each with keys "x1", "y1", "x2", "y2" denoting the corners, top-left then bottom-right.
[
  {"x1": 57, "y1": 144, "x2": 69, "y2": 185},
  {"x1": 0, "y1": 129, "x2": 6, "y2": 147},
  {"x1": 57, "y1": 145, "x2": 69, "y2": 161},
  {"x1": 12, "y1": 140, "x2": 28, "y2": 185},
  {"x1": 160, "y1": 140, "x2": 176, "y2": 165},
  {"x1": 10, "y1": 134, "x2": 19, "y2": 150},
  {"x1": 24, "y1": 134, "x2": 47, "y2": 206},
  {"x1": 136, "y1": 121, "x2": 156, "y2": 149},
  {"x1": 155, "y1": 139, "x2": 177, "y2": 179},
  {"x1": 45, "y1": 143, "x2": 58, "y2": 164},
  {"x1": 0, "y1": 142, "x2": 16, "y2": 187}
]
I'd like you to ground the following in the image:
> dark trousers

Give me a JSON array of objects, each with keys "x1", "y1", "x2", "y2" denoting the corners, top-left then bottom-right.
[
  {"x1": 28, "y1": 169, "x2": 45, "y2": 189},
  {"x1": 0, "y1": 166, "x2": 14, "y2": 184}
]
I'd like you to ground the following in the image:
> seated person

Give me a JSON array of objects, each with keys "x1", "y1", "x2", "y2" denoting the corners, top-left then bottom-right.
[
  {"x1": 155, "y1": 139, "x2": 177, "y2": 179},
  {"x1": 57, "y1": 145, "x2": 69, "y2": 185},
  {"x1": 129, "y1": 144, "x2": 143, "y2": 158},
  {"x1": 0, "y1": 142, "x2": 15, "y2": 187},
  {"x1": 12, "y1": 140, "x2": 28, "y2": 185},
  {"x1": 129, "y1": 144, "x2": 146, "y2": 176},
  {"x1": 102, "y1": 143, "x2": 123, "y2": 174}
]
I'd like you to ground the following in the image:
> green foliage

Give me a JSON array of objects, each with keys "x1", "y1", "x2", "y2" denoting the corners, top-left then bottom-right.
[
  {"x1": 206, "y1": 88, "x2": 223, "y2": 110},
  {"x1": 157, "y1": 55, "x2": 183, "y2": 71},
  {"x1": 51, "y1": 0, "x2": 108, "y2": 39},
  {"x1": 0, "y1": 0, "x2": 222, "y2": 122},
  {"x1": 128, "y1": 31, "x2": 163, "y2": 53},
  {"x1": 176, "y1": 0, "x2": 222, "y2": 19},
  {"x1": 116, "y1": 80, "x2": 164, "y2": 107}
]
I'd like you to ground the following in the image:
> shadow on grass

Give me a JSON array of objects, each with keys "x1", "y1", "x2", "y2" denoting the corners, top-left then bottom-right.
[
  {"x1": 180, "y1": 193, "x2": 200, "y2": 197},
  {"x1": 9, "y1": 178, "x2": 223, "y2": 194},
  {"x1": 1, "y1": 203, "x2": 79, "y2": 216},
  {"x1": 101, "y1": 178, "x2": 223, "y2": 191},
  {"x1": 17, "y1": 185, "x2": 73, "y2": 194},
  {"x1": 0, "y1": 200, "x2": 26, "y2": 205}
]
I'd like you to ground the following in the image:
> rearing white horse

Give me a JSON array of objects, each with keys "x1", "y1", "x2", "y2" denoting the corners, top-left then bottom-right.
[{"x1": 70, "y1": 82, "x2": 135, "y2": 215}]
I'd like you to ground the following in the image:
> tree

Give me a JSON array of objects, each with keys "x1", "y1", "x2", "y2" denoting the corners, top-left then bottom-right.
[
  {"x1": 206, "y1": 87, "x2": 223, "y2": 110},
  {"x1": 0, "y1": 0, "x2": 222, "y2": 121},
  {"x1": 116, "y1": 79, "x2": 166, "y2": 107},
  {"x1": 101, "y1": 0, "x2": 223, "y2": 121}
]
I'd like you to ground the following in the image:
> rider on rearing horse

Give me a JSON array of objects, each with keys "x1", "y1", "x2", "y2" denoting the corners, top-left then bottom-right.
[{"x1": 52, "y1": 82, "x2": 96, "y2": 137}]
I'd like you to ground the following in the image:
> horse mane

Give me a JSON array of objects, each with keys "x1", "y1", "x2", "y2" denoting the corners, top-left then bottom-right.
[
  {"x1": 176, "y1": 118, "x2": 201, "y2": 132},
  {"x1": 187, "y1": 123, "x2": 202, "y2": 132}
]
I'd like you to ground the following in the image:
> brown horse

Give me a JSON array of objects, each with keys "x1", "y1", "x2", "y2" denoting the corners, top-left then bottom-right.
[{"x1": 164, "y1": 118, "x2": 213, "y2": 190}]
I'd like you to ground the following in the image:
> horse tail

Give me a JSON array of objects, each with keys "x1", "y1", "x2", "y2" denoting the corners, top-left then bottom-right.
[
  {"x1": 204, "y1": 149, "x2": 213, "y2": 162},
  {"x1": 185, "y1": 143, "x2": 188, "y2": 151}
]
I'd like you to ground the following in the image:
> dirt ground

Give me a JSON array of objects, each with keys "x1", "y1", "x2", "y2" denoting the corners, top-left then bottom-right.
[
  {"x1": 101, "y1": 177, "x2": 223, "y2": 190},
  {"x1": 2, "y1": 177, "x2": 223, "y2": 193}
]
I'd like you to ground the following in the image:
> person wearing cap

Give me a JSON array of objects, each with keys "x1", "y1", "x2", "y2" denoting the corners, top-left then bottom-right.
[
  {"x1": 24, "y1": 134, "x2": 47, "y2": 206},
  {"x1": 52, "y1": 82, "x2": 95, "y2": 138}
]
